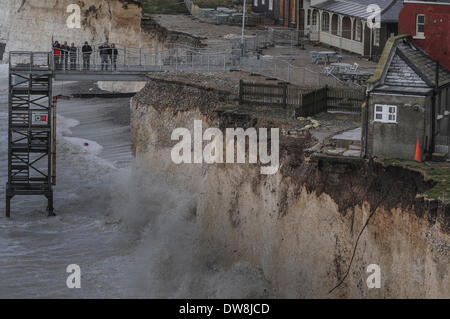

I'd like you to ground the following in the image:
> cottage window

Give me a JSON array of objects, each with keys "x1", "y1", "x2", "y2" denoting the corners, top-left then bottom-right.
[
  {"x1": 269, "y1": 0, "x2": 273, "y2": 10},
  {"x1": 374, "y1": 104, "x2": 397, "y2": 123},
  {"x1": 374, "y1": 28, "x2": 380, "y2": 46},
  {"x1": 355, "y1": 20, "x2": 361, "y2": 41},
  {"x1": 322, "y1": 12, "x2": 330, "y2": 32},
  {"x1": 254, "y1": 0, "x2": 258, "y2": 7},
  {"x1": 312, "y1": 11, "x2": 318, "y2": 31},
  {"x1": 416, "y1": 14, "x2": 425, "y2": 37},
  {"x1": 307, "y1": 9, "x2": 311, "y2": 25}
]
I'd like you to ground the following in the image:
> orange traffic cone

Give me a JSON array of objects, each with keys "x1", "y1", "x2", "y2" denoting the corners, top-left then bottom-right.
[{"x1": 414, "y1": 139, "x2": 422, "y2": 162}]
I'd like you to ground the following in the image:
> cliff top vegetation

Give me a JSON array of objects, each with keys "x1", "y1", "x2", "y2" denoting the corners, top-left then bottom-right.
[{"x1": 376, "y1": 158, "x2": 450, "y2": 205}]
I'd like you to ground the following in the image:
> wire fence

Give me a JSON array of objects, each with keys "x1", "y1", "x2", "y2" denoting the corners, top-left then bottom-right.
[
  {"x1": 49, "y1": 34, "x2": 374, "y2": 89},
  {"x1": 232, "y1": 27, "x2": 308, "y2": 54},
  {"x1": 239, "y1": 55, "x2": 358, "y2": 88}
]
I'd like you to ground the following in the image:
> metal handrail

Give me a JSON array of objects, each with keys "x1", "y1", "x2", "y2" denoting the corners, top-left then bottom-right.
[
  {"x1": 9, "y1": 51, "x2": 52, "y2": 72},
  {"x1": 50, "y1": 44, "x2": 234, "y2": 73}
]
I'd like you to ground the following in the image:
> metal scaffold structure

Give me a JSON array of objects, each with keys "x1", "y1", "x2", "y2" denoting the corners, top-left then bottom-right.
[{"x1": 6, "y1": 52, "x2": 54, "y2": 217}]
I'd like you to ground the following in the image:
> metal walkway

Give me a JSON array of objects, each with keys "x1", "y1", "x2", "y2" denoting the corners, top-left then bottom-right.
[{"x1": 49, "y1": 44, "x2": 236, "y2": 81}]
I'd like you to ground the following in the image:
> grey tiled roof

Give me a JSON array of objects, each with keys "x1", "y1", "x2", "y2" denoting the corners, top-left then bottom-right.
[
  {"x1": 397, "y1": 41, "x2": 450, "y2": 87},
  {"x1": 381, "y1": 0, "x2": 404, "y2": 22},
  {"x1": 369, "y1": 35, "x2": 450, "y2": 89},
  {"x1": 311, "y1": 0, "x2": 402, "y2": 22},
  {"x1": 385, "y1": 55, "x2": 427, "y2": 86}
]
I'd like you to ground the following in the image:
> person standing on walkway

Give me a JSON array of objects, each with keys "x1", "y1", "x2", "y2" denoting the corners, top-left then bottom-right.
[
  {"x1": 53, "y1": 41, "x2": 61, "y2": 70},
  {"x1": 61, "y1": 41, "x2": 69, "y2": 70},
  {"x1": 82, "y1": 41, "x2": 93, "y2": 70},
  {"x1": 110, "y1": 44, "x2": 118, "y2": 71},
  {"x1": 99, "y1": 42, "x2": 110, "y2": 71},
  {"x1": 69, "y1": 43, "x2": 77, "y2": 70}
]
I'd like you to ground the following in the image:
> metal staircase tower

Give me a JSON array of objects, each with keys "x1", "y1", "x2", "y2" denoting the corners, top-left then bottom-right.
[
  {"x1": 4, "y1": 44, "x2": 233, "y2": 217},
  {"x1": 6, "y1": 52, "x2": 54, "y2": 217}
]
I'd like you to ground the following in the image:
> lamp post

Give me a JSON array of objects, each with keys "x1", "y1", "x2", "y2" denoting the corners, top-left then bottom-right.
[{"x1": 241, "y1": 0, "x2": 247, "y2": 57}]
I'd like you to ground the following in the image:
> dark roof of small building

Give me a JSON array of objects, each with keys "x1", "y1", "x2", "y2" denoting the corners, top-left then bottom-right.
[
  {"x1": 310, "y1": 0, "x2": 403, "y2": 22},
  {"x1": 368, "y1": 34, "x2": 450, "y2": 89}
]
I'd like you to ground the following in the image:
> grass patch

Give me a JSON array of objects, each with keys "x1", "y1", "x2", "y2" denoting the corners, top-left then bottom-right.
[
  {"x1": 375, "y1": 157, "x2": 450, "y2": 204},
  {"x1": 141, "y1": 0, "x2": 189, "y2": 15}
]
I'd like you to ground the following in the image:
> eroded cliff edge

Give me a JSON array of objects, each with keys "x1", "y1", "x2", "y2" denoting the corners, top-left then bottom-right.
[{"x1": 131, "y1": 74, "x2": 449, "y2": 298}]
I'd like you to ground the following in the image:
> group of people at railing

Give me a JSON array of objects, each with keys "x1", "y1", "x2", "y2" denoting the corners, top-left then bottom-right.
[{"x1": 52, "y1": 41, "x2": 119, "y2": 71}]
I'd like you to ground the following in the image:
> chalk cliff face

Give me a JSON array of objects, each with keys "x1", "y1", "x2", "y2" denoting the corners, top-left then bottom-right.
[
  {"x1": 131, "y1": 77, "x2": 450, "y2": 298},
  {"x1": 0, "y1": 0, "x2": 164, "y2": 58}
]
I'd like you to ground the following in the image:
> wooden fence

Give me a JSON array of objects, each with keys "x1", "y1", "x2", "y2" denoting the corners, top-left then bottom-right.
[
  {"x1": 239, "y1": 80, "x2": 365, "y2": 116},
  {"x1": 327, "y1": 87, "x2": 366, "y2": 113},
  {"x1": 298, "y1": 86, "x2": 327, "y2": 117}
]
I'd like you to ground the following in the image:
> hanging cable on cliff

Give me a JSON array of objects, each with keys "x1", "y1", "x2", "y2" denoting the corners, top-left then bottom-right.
[{"x1": 328, "y1": 182, "x2": 393, "y2": 295}]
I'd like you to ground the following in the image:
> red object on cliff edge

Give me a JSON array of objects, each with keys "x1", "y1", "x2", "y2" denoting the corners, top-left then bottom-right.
[{"x1": 415, "y1": 139, "x2": 422, "y2": 163}]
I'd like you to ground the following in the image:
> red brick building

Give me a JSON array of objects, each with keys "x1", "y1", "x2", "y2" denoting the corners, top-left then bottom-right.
[{"x1": 399, "y1": 0, "x2": 450, "y2": 70}]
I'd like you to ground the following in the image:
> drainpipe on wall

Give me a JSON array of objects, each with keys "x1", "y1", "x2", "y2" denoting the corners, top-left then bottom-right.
[
  {"x1": 430, "y1": 59, "x2": 439, "y2": 158},
  {"x1": 362, "y1": 89, "x2": 370, "y2": 158},
  {"x1": 369, "y1": 27, "x2": 373, "y2": 60}
]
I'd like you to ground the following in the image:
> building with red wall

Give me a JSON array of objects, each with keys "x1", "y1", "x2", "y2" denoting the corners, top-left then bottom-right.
[{"x1": 399, "y1": 0, "x2": 450, "y2": 70}]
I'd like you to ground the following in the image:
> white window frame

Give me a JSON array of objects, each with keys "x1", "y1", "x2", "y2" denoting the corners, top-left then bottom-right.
[
  {"x1": 321, "y1": 12, "x2": 330, "y2": 32},
  {"x1": 415, "y1": 14, "x2": 425, "y2": 38},
  {"x1": 355, "y1": 20, "x2": 361, "y2": 41},
  {"x1": 311, "y1": 11, "x2": 318, "y2": 31},
  {"x1": 374, "y1": 104, "x2": 397, "y2": 123}
]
